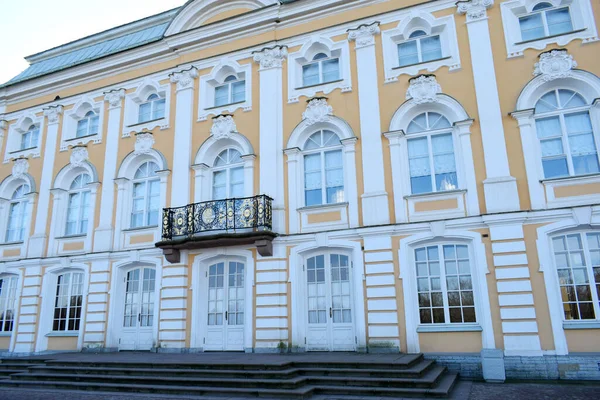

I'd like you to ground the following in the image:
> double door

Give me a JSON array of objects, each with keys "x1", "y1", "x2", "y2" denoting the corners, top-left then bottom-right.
[
  {"x1": 204, "y1": 260, "x2": 245, "y2": 351},
  {"x1": 119, "y1": 267, "x2": 156, "y2": 351},
  {"x1": 306, "y1": 253, "x2": 355, "y2": 351}
]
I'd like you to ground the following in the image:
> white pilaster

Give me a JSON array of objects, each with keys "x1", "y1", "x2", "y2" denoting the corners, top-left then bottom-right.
[
  {"x1": 191, "y1": 163, "x2": 210, "y2": 203},
  {"x1": 28, "y1": 105, "x2": 63, "y2": 258},
  {"x1": 94, "y1": 89, "x2": 125, "y2": 252},
  {"x1": 384, "y1": 131, "x2": 408, "y2": 223},
  {"x1": 254, "y1": 46, "x2": 287, "y2": 233},
  {"x1": 0, "y1": 119, "x2": 7, "y2": 156},
  {"x1": 341, "y1": 137, "x2": 359, "y2": 228},
  {"x1": 169, "y1": 67, "x2": 198, "y2": 208},
  {"x1": 457, "y1": 0, "x2": 520, "y2": 213},
  {"x1": 284, "y1": 147, "x2": 301, "y2": 234},
  {"x1": 455, "y1": 120, "x2": 481, "y2": 216},
  {"x1": 348, "y1": 22, "x2": 390, "y2": 226}
]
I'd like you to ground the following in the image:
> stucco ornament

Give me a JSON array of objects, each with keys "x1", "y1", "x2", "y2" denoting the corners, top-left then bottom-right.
[
  {"x1": 303, "y1": 98, "x2": 333, "y2": 126},
  {"x1": 533, "y1": 50, "x2": 578, "y2": 82},
  {"x1": 211, "y1": 115, "x2": 237, "y2": 139},
  {"x1": 170, "y1": 67, "x2": 199, "y2": 91},
  {"x1": 12, "y1": 158, "x2": 29, "y2": 179},
  {"x1": 456, "y1": 0, "x2": 494, "y2": 22},
  {"x1": 406, "y1": 75, "x2": 442, "y2": 104},
  {"x1": 348, "y1": 22, "x2": 380, "y2": 48},
  {"x1": 69, "y1": 146, "x2": 89, "y2": 168},
  {"x1": 43, "y1": 105, "x2": 63, "y2": 124},
  {"x1": 134, "y1": 132, "x2": 155, "y2": 155},
  {"x1": 104, "y1": 89, "x2": 125, "y2": 108},
  {"x1": 253, "y1": 46, "x2": 288, "y2": 69}
]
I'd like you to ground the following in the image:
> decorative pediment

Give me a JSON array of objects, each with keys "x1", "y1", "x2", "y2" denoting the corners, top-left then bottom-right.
[
  {"x1": 12, "y1": 158, "x2": 29, "y2": 179},
  {"x1": 211, "y1": 115, "x2": 237, "y2": 139},
  {"x1": 406, "y1": 75, "x2": 442, "y2": 104},
  {"x1": 70, "y1": 146, "x2": 89, "y2": 168},
  {"x1": 302, "y1": 98, "x2": 333, "y2": 126},
  {"x1": 533, "y1": 49, "x2": 577, "y2": 82},
  {"x1": 134, "y1": 132, "x2": 156, "y2": 155}
]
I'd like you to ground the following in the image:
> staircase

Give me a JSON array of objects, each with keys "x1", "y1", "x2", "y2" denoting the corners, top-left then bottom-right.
[{"x1": 0, "y1": 353, "x2": 458, "y2": 398}]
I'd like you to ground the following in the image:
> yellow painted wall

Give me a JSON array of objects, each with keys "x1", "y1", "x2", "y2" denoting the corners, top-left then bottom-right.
[{"x1": 47, "y1": 336, "x2": 78, "y2": 351}]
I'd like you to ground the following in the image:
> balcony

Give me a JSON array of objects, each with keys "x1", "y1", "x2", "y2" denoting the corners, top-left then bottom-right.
[{"x1": 156, "y1": 195, "x2": 276, "y2": 263}]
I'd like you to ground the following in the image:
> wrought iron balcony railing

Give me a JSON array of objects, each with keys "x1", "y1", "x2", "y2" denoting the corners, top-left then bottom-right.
[{"x1": 161, "y1": 194, "x2": 273, "y2": 240}]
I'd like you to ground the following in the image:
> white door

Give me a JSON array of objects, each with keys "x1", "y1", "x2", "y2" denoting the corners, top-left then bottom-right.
[
  {"x1": 204, "y1": 260, "x2": 245, "y2": 351},
  {"x1": 306, "y1": 253, "x2": 355, "y2": 351},
  {"x1": 119, "y1": 267, "x2": 156, "y2": 351}
]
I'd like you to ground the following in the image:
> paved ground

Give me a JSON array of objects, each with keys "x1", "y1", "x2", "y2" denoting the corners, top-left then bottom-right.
[{"x1": 0, "y1": 381, "x2": 599, "y2": 400}]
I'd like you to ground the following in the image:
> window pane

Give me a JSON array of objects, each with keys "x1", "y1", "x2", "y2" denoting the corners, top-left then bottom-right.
[
  {"x1": 546, "y1": 8, "x2": 573, "y2": 36},
  {"x1": 322, "y1": 58, "x2": 340, "y2": 83},
  {"x1": 519, "y1": 14, "x2": 545, "y2": 41},
  {"x1": 152, "y1": 99, "x2": 165, "y2": 120},
  {"x1": 231, "y1": 81, "x2": 246, "y2": 103},
  {"x1": 398, "y1": 41, "x2": 419, "y2": 66},
  {"x1": 138, "y1": 102, "x2": 151, "y2": 123},
  {"x1": 535, "y1": 91, "x2": 559, "y2": 113},
  {"x1": 76, "y1": 119, "x2": 88, "y2": 137},
  {"x1": 302, "y1": 63, "x2": 320, "y2": 86},
  {"x1": 536, "y1": 116, "x2": 562, "y2": 139},
  {"x1": 215, "y1": 85, "x2": 229, "y2": 106},
  {"x1": 420, "y1": 36, "x2": 442, "y2": 62}
]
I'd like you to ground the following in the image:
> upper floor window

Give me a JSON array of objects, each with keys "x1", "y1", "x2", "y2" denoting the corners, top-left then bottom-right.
[
  {"x1": 6, "y1": 184, "x2": 29, "y2": 243},
  {"x1": 552, "y1": 232, "x2": 600, "y2": 321},
  {"x1": 535, "y1": 89, "x2": 598, "y2": 179},
  {"x1": 21, "y1": 125, "x2": 39, "y2": 150},
  {"x1": 212, "y1": 149, "x2": 244, "y2": 200},
  {"x1": 131, "y1": 161, "x2": 160, "y2": 228},
  {"x1": 53, "y1": 272, "x2": 84, "y2": 331},
  {"x1": 0, "y1": 276, "x2": 18, "y2": 333},
  {"x1": 519, "y1": 2, "x2": 573, "y2": 42},
  {"x1": 303, "y1": 130, "x2": 344, "y2": 207},
  {"x1": 138, "y1": 94, "x2": 165, "y2": 123},
  {"x1": 76, "y1": 111, "x2": 99, "y2": 138},
  {"x1": 398, "y1": 31, "x2": 442, "y2": 67},
  {"x1": 415, "y1": 243, "x2": 476, "y2": 324},
  {"x1": 302, "y1": 53, "x2": 340, "y2": 87},
  {"x1": 407, "y1": 112, "x2": 457, "y2": 194},
  {"x1": 66, "y1": 174, "x2": 91, "y2": 236},
  {"x1": 215, "y1": 75, "x2": 245, "y2": 107}
]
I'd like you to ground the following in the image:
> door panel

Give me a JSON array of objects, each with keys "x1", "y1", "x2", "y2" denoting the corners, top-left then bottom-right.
[{"x1": 119, "y1": 267, "x2": 155, "y2": 351}]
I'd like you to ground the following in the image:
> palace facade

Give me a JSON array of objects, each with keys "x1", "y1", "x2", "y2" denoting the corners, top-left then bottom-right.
[{"x1": 0, "y1": 0, "x2": 599, "y2": 381}]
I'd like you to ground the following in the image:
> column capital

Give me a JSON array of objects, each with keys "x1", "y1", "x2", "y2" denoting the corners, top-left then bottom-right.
[
  {"x1": 0, "y1": 118, "x2": 7, "y2": 132},
  {"x1": 456, "y1": 0, "x2": 494, "y2": 22},
  {"x1": 510, "y1": 109, "x2": 535, "y2": 127},
  {"x1": 169, "y1": 67, "x2": 199, "y2": 92},
  {"x1": 253, "y1": 45, "x2": 288, "y2": 70},
  {"x1": 348, "y1": 22, "x2": 380, "y2": 49},
  {"x1": 43, "y1": 105, "x2": 63, "y2": 125},
  {"x1": 104, "y1": 89, "x2": 125, "y2": 109}
]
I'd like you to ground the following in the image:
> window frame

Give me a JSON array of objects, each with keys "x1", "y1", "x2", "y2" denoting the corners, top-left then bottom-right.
[
  {"x1": 137, "y1": 94, "x2": 166, "y2": 124},
  {"x1": 518, "y1": 3, "x2": 574, "y2": 43},
  {"x1": 5, "y1": 184, "x2": 30, "y2": 243},
  {"x1": 20, "y1": 125, "x2": 39, "y2": 151},
  {"x1": 0, "y1": 275, "x2": 18, "y2": 333},
  {"x1": 302, "y1": 130, "x2": 345, "y2": 207},
  {"x1": 130, "y1": 161, "x2": 161, "y2": 229},
  {"x1": 211, "y1": 149, "x2": 245, "y2": 200},
  {"x1": 397, "y1": 30, "x2": 443, "y2": 68},
  {"x1": 65, "y1": 174, "x2": 92, "y2": 237},
  {"x1": 301, "y1": 53, "x2": 341, "y2": 88},
  {"x1": 213, "y1": 76, "x2": 246, "y2": 108},
  {"x1": 75, "y1": 111, "x2": 100, "y2": 139},
  {"x1": 52, "y1": 271, "x2": 84, "y2": 333}
]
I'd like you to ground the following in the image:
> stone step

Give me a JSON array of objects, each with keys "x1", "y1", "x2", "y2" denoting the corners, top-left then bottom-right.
[
  {"x1": 10, "y1": 365, "x2": 447, "y2": 390},
  {"x1": 0, "y1": 363, "x2": 41, "y2": 370},
  {"x1": 25, "y1": 358, "x2": 435, "y2": 379}
]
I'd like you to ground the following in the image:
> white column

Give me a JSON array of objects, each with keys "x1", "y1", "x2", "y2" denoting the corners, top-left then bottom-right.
[
  {"x1": 169, "y1": 67, "x2": 198, "y2": 209},
  {"x1": 348, "y1": 22, "x2": 390, "y2": 226},
  {"x1": 341, "y1": 137, "x2": 359, "y2": 228},
  {"x1": 0, "y1": 119, "x2": 7, "y2": 156},
  {"x1": 512, "y1": 109, "x2": 546, "y2": 210},
  {"x1": 253, "y1": 46, "x2": 287, "y2": 233},
  {"x1": 455, "y1": 120, "x2": 481, "y2": 216},
  {"x1": 94, "y1": 89, "x2": 125, "y2": 252},
  {"x1": 384, "y1": 131, "x2": 408, "y2": 223},
  {"x1": 284, "y1": 147, "x2": 301, "y2": 234},
  {"x1": 28, "y1": 105, "x2": 63, "y2": 258},
  {"x1": 457, "y1": 0, "x2": 519, "y2": 213}
]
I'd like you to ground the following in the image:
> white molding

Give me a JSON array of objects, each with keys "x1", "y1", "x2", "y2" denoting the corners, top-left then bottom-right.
[
  {"x1": 122, "y1": 77, "x2": 171, "y2": 138},
  {"x1": 198, "y1": 59, "x2": 252, "y2": 120},
  {"x1": 500, "y1": 0, "x2": 599, "y2": 58},
  {"x1": 59, "y1": 96, "x2": 105, "y2": 151},
  {"x1": 3, "y1": 113, "x2": 45, "y2": 163}
]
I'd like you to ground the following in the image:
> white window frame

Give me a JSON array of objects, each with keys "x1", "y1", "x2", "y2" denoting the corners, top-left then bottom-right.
[
  {"x1": 60, "y1": 97, "x2": 105, "y2": 151},
  {"x1": 381, "y1": 12, "x2": 460, "y2": 83},
  {"x1": 0, "y1": 275, "x2": 19, "y2": 334},
  {"x1": 211, "y1": 149, "x2": 245, "y2": 200},
  {"x1": 3, "y1": 113, "x2": 44, "y2": 162},
  {"x1": 512, "y1": 69, "x2": 600, "y2": 210},
  {"x1": 301, "y1": 53, "x2": 340, "y2": 87},
  {"x1": 138, "y1": 94, "x2": 166, "y2": 124},
  {"x1": 130, "y1": 161, "x2": 161, "y2": 229},
  {"x1": 5, "y1": 184, "x2": 30, "y2": 243},
  {"x1": 0, "y1": 173, "x2": 35, "y2": 258},
  {"x1": 65, "y1": 174, "x2": 92, "y2": 237},
  {"x1": 198, "y1": 59, "x2": 252, "y2": 121},
  {"x1": 397, "y1": 31, "x2": 443, "y2": 68},
  {"x1": 501, "y1": 0, "x2": 599, "y2": 58},
  {"x1": 214, "y1": 76, "x2": 246, "y2": 108},
  {"x1": 52, "y1": 271, "x2": 85, "y2": 333},
  {"x1": 287, "y1": 36, "x2": 352, "y2": 103},
  {"x1": 123, "y1": 78, "x2": 170, "y2": 137},
  {"x1": 518, "y1": 2, "x2": 574, "y2": 41}
]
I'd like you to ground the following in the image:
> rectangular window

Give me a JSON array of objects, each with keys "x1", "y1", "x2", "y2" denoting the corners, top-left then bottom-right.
[
  {"x1": 416, "y1": 244, "x2": 476, "y2": 324},
  {"x1": 304, "y1": 153, "x2": 322, "y2": 206},
  {"x1": 546, "y1": 7, "x2": 573, "y2": 36},
  {"x1": 76, "y1": 119, "x2": 88, "y2": 138},
  {"x1": 6, "y1": 201, "x2": 26, "y2": 243},
  {"x1": 519, "y1": 13, "x2": 545, "y2": 41},
  {"x1": 215, "y1": 85, "x2": 229, "y2": 107},
  {"x1": 152, "y1": 99, "x2": 166, "y2": 120},
  {"x1": 302, "y1": 63, "x2": 320, "y2": 87},
  {"x1": 138, "y1": 103, "x2": 152, "y2": 123},
  {"x1": 53, "y1": 272, "x2": 84, "y2": 332},
  {"x1": 408, "y1": 133, "x2": 457, "y2": 194},
  {"x1": 231, "y1": 81, "x2": 246, "y2": 104},
  {"x1": 322, "y1": 58, "x2": 340, "y2": 83},
  {"x1": 0, "y1": 277, "x2": 18, "y2": 332},
  {"x1": 398, "y1": 41, "x2": 419, "y2": 67},
  {"x1": 420, "y1": 36, "x2": 442, "y2": 63},
  {"x1": 565, "y1": 112, "x2": 600, "y2": 176}
]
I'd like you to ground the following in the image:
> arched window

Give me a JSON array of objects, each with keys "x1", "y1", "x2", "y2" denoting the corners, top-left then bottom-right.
[
  {"x1": 398, "y1": 30, "x2": 442, "y2": 67},
  {"x1": 303, "y1": 130, "x2": 344, "y2": 206},
  {"x1": 212, "y1": 149, "x2": 244, "y2": 200},
  {"x1": 214, "y1": 75, "x2": 246, "y2": 107},
  {"x1": 302, "y1": 53, "x2": 340, "y2": 87},
  {"x1": 551, "y1": 232, "x2": 600, "y2": 321},
  {"x1": 21, "y1": 125, "x2": 39, "y2": 150},
  {"x1": 415, "y1": 243, "x2": 476, "y2": 324},
  {"x1": 406, "y1": 112, "x2": 457, "y2": 194},
  {"x1": 65, "y1": 174, "x2": 91, "y2": 236},
  {"x1": 76, "y1": 111, "x2": 99, "y2": 138},
  {"x1": 519, "y1": 2, "x2": 573, "y2": 42},
  {"x1": 0, "y1": 275, "x2": 18, "y2": 333},
  {"x1": 138, "y1": 94, "x2": 166, "y2": 123},
  {"x1": 534, "y1": 89, "x2": 599, "y2": 178},
  {"x1": 53, "y1": 271, "x2": 84, "y2": 332},
  {"x1": 6, "y1": 184, "x2": 30, "y2": 242},
  {"x1": 131, "y1": 161, "x2": 160, "y2": 228}
]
